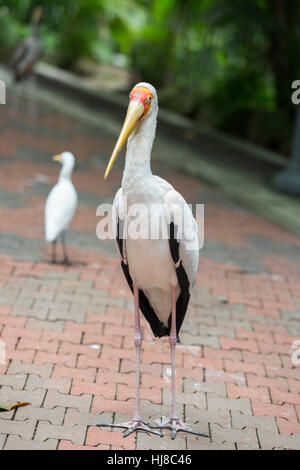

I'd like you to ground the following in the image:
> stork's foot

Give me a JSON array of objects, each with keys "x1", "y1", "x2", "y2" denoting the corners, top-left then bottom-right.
[
  {"x1": 97, "y1": 419, "x2": 163, "y2": 438},
  {"x1": 153, "y1": 417, "x2": 208, "y2": 440}
]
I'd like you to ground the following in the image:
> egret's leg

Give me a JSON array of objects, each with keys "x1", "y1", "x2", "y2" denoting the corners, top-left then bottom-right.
[
  {"x1": 97, "y1": 284, "x2": 163, "y2": 438},
  {"x1": 152, "y1": 285, "x2": 208, "y2": 440},
  {"x1": 51, "y1": 240, "x2": 57, "y2": 264},
  {"x1": 61, "y1": 231, "x2": 71, "y2": 265}
]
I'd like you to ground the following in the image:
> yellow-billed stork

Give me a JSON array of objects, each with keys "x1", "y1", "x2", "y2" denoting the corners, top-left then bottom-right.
[{"x1": 99, "y1": 83, "x2": 206, "y2": 439}]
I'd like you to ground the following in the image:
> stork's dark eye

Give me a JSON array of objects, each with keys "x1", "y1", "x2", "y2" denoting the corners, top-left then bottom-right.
[{"x1": 147, "y1": 96, "x2": 152, "y2": 103}]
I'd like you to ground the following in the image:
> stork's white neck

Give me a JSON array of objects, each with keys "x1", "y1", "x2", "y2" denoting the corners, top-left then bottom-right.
[{"x1": 122, "y1": 110, "x2": 157, "y2": 193}]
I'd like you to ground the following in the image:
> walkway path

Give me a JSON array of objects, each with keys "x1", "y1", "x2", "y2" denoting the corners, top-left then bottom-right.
[{"x1": 0, "y1": 91, "x2": 300, "y2": 450}]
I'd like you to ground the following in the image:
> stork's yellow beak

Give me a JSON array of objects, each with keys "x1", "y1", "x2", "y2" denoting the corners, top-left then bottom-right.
[
  {"x1": 52, "y1": 154, "x2": 61, "y2": 162},
  {"x1": 104, "y1": 100, "x2": 144, "y2": 179}
]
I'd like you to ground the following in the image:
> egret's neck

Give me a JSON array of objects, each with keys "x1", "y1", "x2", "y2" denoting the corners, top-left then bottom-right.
[
  {"x1": 122, "y1": 112, "x2": 157, "y2": 193},
  {"x1": 58, "y1": 166, "x2": 73, "y2": 183}
]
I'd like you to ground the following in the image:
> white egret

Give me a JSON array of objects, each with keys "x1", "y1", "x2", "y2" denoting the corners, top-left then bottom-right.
[
  {"x1": 45, "y1": 152, "x2": 77, "y2": 265},
  {"x1": 98, "y1": 83, "x2": 207, "y2": 440}
]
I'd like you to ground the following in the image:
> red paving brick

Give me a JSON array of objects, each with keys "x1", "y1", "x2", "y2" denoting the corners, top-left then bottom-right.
[{"x1": 0, "y1": 94, "x2": 300, "y2": 450}]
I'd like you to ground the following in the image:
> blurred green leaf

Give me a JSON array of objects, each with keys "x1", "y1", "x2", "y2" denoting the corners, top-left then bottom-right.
[{"x1": 0, "y1": 0, "x2": 299, "y2": 153}]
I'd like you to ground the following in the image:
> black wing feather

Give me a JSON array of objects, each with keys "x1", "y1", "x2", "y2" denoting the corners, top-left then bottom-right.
[{"x1": 167, "y1": 222, "x2": 191, "y2": 340}]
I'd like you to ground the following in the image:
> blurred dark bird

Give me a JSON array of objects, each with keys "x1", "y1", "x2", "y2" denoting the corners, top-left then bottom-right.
[{"x1": 12, "y1": 6, "x2": 43, "y2": 83}]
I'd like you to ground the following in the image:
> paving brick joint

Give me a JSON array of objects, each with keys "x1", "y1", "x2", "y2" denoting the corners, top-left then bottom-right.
[{"x1": 0, "y1": 94, "x2": 300, "y2": 450}]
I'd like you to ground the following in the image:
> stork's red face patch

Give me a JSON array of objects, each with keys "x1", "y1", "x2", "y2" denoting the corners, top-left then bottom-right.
[{"x1": 130, "y1": 87, "x2": 153, "y2": 117}]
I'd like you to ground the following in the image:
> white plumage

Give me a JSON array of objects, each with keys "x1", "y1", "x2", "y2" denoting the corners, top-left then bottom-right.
[
  {"x1": 113, "y1": 183, "x2": 199, "y2": 328},
  {"x1": 45, "y1": 152, "x2": 77, "y2": 264}
]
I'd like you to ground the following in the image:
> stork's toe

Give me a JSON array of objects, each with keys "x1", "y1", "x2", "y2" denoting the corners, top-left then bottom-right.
[
  {"x1": 153, "y1": 417, "x2": 208, "y2": 440},
  {"x1": 97, "y1": 420, "x2": 163, "y2": 438}
]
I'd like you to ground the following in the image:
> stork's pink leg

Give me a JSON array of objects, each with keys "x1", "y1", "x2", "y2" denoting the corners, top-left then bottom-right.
[
  {"x1": 97, "y1": 284, "x2": 162, "y2": 438},
  {"x1": 152, "y1": 285, "x2": 208, "y2": 439},
  {"x1": 133, "y1": 282, "x2": 143, "y2": 421},
  {"x1": 170, "y1": 285, "x2": 179, "y2": 422}
]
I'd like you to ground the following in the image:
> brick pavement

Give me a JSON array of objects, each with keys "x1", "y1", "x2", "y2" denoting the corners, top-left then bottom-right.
[{"x1": 0, "y1": 94, "x2": 300, "y2": 449}]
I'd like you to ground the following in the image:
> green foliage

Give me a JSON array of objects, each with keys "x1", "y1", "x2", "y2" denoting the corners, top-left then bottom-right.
[
  {"x1": 128, "y1": 0, "x2": 300, "y2": 152},
  {"x1": 0, "y1": 0, "x2": 144, "y2": 67},
  {"x1": 0, "y1": 0, "x2": 299, "y2": 152}
]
